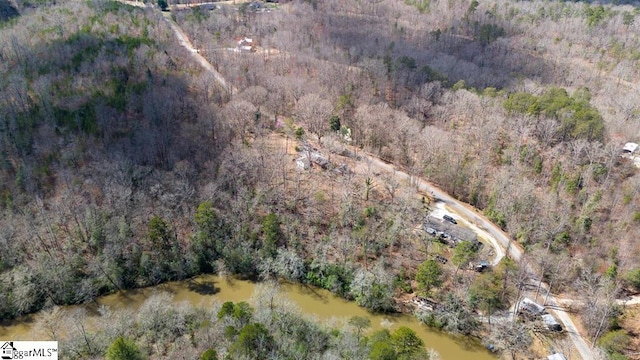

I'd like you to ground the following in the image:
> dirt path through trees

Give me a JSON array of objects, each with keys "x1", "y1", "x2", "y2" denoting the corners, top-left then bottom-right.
[
  {"x1": 121, "y1": 1, "x2": 237, "y2": 94},
  {"x1": 160, "y1": 12, "x2": 237, "y2": 95},
  {"x1": 358, "y1": 152, "x2": 594, "y2": 360},
  {"x1": 114, "y1": 2, "x2": 607, "y2": 359}
]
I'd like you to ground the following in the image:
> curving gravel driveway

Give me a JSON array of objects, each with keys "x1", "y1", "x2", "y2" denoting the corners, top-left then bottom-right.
[
  {"x1": 358, "y1": 154, "x2": 594, "y2": 360},
  {"x1": 131, "y1": 3, "x2": 596, "y2": 357}
]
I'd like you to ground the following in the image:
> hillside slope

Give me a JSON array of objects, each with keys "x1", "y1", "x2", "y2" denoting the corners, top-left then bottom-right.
[{"x1": 2, "y1": 0, "x2": 640, "y2": 358}]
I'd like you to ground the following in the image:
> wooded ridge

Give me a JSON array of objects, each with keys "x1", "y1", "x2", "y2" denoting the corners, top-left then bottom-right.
[{"x1": 2, "y1": 0, "x2": 640, "y2": 359}]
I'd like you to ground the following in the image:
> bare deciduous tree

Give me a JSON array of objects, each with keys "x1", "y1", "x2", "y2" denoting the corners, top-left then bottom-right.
[
  {"x1": 485, "y1": 320, "x2": 532, "y2": 360},
  {"x1": 296, "y1": 93, "x2": 333, "y2": 144},
  {"x1": 222, "y1": 99, "x2": 257, "y2": 143}
]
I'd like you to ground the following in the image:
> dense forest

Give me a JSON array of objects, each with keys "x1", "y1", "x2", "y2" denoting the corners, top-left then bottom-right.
[{"x1": 2, "y1": 0, "x2": 640, "y2": 358}]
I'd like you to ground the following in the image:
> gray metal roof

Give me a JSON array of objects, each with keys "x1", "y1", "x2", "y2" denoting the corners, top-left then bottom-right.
[{"x1": 519, "y1": 297, "x2": 545, "y2": 315}]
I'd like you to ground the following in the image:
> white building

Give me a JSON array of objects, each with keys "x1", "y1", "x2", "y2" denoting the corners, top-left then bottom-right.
[{"x1": 623, "y1": 142, "x2": 638, "y2": 153}]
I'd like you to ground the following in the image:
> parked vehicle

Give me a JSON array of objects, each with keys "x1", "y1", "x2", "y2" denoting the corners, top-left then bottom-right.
[
  {"x1": 434, "y1": 254, "x2": 448, "y2": 264},
  {"x1": 473, "y1": 260, "x2": 489, "y2": 272},
  {"x1": 443, "y1": 214, "x2": 457, "y2": 224}
]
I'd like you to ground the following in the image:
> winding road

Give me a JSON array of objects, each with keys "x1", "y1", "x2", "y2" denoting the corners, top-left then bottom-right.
[
  {"x1": 129, "y1": 2, "x2": 603, "y2": 359},
  {"x1": 360, "y1": 156, "x2": 593, "y2": 360}
]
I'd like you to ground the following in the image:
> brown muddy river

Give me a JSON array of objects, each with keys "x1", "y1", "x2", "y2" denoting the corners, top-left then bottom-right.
[{"x1": 0, "y1": 275, "x2": 495, "y2": 359}]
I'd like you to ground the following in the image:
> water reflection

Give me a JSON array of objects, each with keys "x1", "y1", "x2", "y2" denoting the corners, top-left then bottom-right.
[{"x1": 0, "y1": 275, "x2": 495, "y2": 359}]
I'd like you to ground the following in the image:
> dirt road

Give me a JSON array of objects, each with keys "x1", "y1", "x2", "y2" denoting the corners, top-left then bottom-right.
[
  {"x1": 357, "y1": 154, "x2": 594, "y2": 360},
  {"x1": 160, "y1": 12, "x2": 237, "y2": 95},
  {"x1": 429, "y1": 201, "x2": 505, "y2": 266},
  {"x1": 132, "y1": 4, "x2": 596, "y2": 358}
]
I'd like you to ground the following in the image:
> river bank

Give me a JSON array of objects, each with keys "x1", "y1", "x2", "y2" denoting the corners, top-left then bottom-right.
[{"x1": 0, "y1": 274, "x2": 495, "y2": 359}]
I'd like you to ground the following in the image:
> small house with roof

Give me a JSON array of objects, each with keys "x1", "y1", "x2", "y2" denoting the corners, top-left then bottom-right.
[
  {"x1": 517, "y1": 297, "x2": 546, "y2": 319},
  {"x1": 622, "y1": 142, "x2": 640, "y2": 168},
  {"x1": 236, "y1": 37, "x2": 256, "y2": 52}
]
